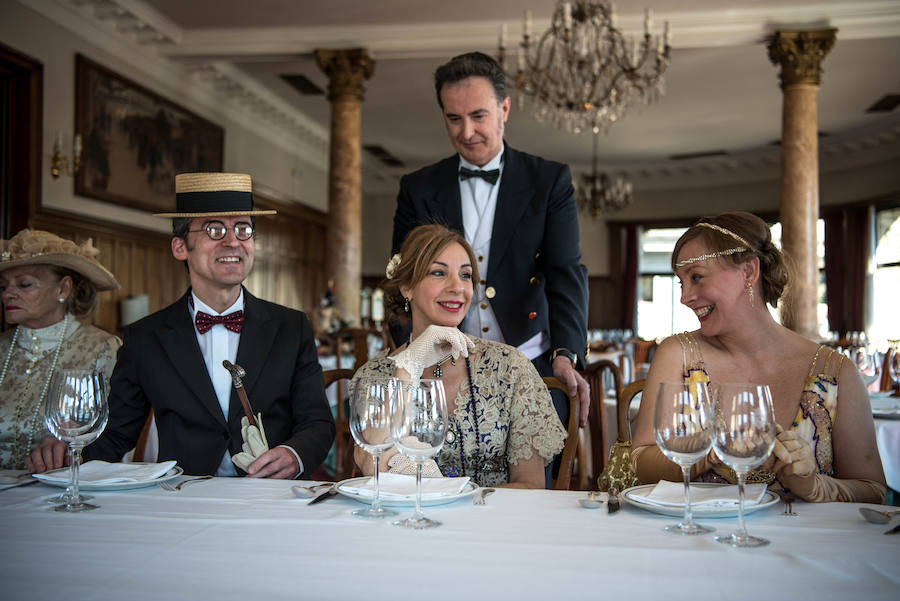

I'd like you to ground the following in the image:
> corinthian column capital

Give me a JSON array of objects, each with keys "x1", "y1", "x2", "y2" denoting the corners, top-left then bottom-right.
[
  {"x1": 767, "y1": 29, "x2": 837, "y2": 88},
  {"x1": 315, "y1": 48, "x2": 375, "y2": 102}
]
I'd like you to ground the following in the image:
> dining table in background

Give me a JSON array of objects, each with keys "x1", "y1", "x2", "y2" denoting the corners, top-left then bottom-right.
[{"x1": 1, "y1": 477, "x2": 896, "y2": 601}]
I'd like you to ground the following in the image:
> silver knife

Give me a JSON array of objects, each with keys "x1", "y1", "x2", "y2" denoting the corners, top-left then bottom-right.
[
  {"x1": 307, "y1": 484, "x2": 338, "y2": 505},
  {"x1": 607, "y1": 487, "x2": 621, "y2": 514}
]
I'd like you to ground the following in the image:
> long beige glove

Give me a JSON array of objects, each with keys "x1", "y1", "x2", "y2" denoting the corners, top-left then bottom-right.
[
  {"x1": 389, "y1": 325, "x2": 474, "y2": 381},
  {"x1": 232, "y1": 413, "x2": 269, "y2": 472},
  {"x1": 772, "y1": 425, "x2": 885, "y2": 503}
]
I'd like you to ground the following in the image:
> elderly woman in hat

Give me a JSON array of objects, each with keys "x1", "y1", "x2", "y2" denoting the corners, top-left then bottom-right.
[
  {"x1": 631, "y1": 211, "x2": 885, "y2": 503},
  {"x1": 0, "y1": 229, "x2": 120, "y2": 469}
]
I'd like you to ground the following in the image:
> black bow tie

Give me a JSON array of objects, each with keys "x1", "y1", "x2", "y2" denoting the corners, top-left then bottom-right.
[{"x1": 459, "y1": 166, "x2": 500, "y2": 185}]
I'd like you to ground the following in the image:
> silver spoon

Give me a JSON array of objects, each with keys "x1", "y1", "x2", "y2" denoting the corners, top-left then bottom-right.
[{"x1": 858, "y1": 507, "x2": 900, "y2": 524}]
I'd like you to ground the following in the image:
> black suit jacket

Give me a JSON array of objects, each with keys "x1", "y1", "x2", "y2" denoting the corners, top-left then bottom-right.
[
  {"x1": 392, "y1": 144, "x2": 588, "y2": 368},
  {"x1": 85, "y1": 289, "x2": 335, "y2": 477}
]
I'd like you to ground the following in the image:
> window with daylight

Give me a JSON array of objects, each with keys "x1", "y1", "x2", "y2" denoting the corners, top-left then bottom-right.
[{"x1": 871, "y1": 207, "x2": 900, "y2": 345}]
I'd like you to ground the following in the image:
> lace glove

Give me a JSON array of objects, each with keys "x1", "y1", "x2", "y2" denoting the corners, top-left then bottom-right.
[
  {"x1": 232, "y1": 413, "x2": 269, "y2": 472},
  {"x1": 389, "y1": 325, "x2": 474, "y2": 381},
  {"x1": 771, "y1": 425, "x2": 885, "y2": 503},
  {"x1": 387, "y1": 436, "x2": 443, "y2": 477}
]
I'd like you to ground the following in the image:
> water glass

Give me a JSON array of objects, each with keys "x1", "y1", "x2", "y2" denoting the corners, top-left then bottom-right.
[
  {"x1": 390, "y1": 378, "x2": 447, "y2": 529},
  {"x1": 44, "y1": 369, "x2": 109, "y2": 512},
  {"x1": 710, "y1": 383, "x2": 776, "y2": 547},
  {"x1": 654, "y1": 381, "x2": 714, "y2": 535},
  {"x1": 348, "y1": 377, "x2": 397, "y2": 518}
]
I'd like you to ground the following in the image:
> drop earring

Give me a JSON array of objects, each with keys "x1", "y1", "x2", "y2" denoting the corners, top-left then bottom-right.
[
  {"x1": 746, "y1": 281, "x2": 754, "y2": 308},
  {"x1": 57, "y1": 297, "x2": 65, "y2": 304},
  {"x1": 403, "y1": 297, "x2": 410, "y2": 313}
]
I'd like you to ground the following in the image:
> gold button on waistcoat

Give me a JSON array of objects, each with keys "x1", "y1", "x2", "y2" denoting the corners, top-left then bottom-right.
[{"x1": 485, "y1": 286, "x2": 496, "y2": 299}]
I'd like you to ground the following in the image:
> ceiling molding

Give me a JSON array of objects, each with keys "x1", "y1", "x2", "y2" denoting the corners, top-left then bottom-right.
[
  {"x1": 26, "y1": 0, "x2": 331, "y2": 170},
  {"x1": 153, "y1": 1, "x2": 900, "y2": 62}
]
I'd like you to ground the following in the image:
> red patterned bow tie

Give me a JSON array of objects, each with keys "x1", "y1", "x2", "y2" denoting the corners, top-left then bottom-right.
[{"x1": 195, "y1": 310, "x2": 244, "y2": 334}]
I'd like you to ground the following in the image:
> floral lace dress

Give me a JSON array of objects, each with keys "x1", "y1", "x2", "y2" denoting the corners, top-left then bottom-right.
[
  {"x1": 0, "y1": 318, "x2": 121, "y2": 469},
  {"x1": 354, "y1": 336, "x2": 566, "y2": 487},
  {"x1": 675, "y1": 331, "x2": 841, "y2": 484}
]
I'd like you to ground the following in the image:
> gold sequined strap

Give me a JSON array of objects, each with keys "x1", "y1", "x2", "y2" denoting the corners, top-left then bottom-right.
[
  {"x1": 675, "y1": 331, "x2": 704, "y2": 378},
  {"x1": 821, "y1": 346, "x2": 844, "y2": 382}
]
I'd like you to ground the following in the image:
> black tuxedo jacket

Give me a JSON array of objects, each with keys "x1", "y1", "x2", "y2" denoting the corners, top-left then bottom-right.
[
  {"x1": 85, "y1": 289, "x2": 335, "y2": 477},
  {"x1": 392, "y1": 144, "x2": 588, "y2": 368}
]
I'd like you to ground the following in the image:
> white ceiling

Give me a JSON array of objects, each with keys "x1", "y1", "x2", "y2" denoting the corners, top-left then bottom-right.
[{"x1": 54, "y1": 1, "x2": 900, "y2": 195}]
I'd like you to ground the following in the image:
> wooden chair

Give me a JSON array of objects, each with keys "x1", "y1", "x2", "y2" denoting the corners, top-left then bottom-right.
[
  {"x1": 323, "y1": 368, "x2": 357, "y2": 481},
  {"x1": 545, "y1": 376, "x2": 581, "y2": 491},
  {"x1": 880, "y1": 348, "x2": 899, "y2": 396},
  {"x1": 582, "y1": 359, "x2": 624, "y2": 484},
  {"x1": 596, "y1": 378, "x2": 644, "y2": 492}
]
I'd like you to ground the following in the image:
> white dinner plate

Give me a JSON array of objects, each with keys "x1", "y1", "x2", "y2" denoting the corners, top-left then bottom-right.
[
  {"x1": 870, "y1": 393, "x2": 900, "y2": 419},
  {"x1": 33, "y1": 465, "x2": 184, "y2": 491},
  {"x1": 335, "y1": 476, "x2": 477, "y2": 507},
  {"x1": 622, "y1": 483, "x2": 780, "y2": 519}
]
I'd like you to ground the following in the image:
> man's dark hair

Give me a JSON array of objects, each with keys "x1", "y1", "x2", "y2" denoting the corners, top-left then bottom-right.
[{"x1": 434, "y1": 51, "x2": 507, "y2": 109}]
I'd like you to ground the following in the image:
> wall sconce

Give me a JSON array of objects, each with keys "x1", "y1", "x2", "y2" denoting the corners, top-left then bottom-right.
[{"x1": 51, "y1": 130, "x2": 81, "y2": 178}]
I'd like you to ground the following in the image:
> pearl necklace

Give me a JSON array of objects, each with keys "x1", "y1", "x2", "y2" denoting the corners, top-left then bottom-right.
[{"x1": 1, "y1": 314, "x2": 70, "y2": 466}]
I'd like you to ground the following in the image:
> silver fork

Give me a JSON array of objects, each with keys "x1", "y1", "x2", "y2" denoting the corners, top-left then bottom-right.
[
  {"x1": 780, "y1": 491, "x2": 797, "y2": 516},
  {"x1": 473, "y1": 487, "x2": 495, "y2": 505},
  {"x1": 159, "y1": 476, "x2": 212, "y2": 491}
]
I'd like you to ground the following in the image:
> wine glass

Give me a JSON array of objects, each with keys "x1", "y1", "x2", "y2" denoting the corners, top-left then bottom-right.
[
  {"x1": 44, "y1": 369, "x2": 109, "y2": 513},
  {"x1": 390, "y1": 378, "x2": 447, "y2": 529},
  {"x1": 348, "y1": 377, "x2": 397, "y2": 518},
  {"x1": 710, "y1": 383, "x2": 777, "y2": 547},
  {"x1": 654, "y1": 381, "x2": 714, "y2": 535}
]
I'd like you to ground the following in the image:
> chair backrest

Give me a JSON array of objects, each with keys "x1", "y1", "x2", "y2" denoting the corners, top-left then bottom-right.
[
  {"x1": 544, "y1": 376, "x2": 581, "y2": 491},
  {"x1": 130, "y1": 409, "x2": 157, "y2": 463},
  {"x1": 582, "y1": 359, "x2": 624, "y2": 480},
  {"x1": 322, "y1": 368, "x2": 357, "y2": 480},
  {"x1": 617, "y1": 379, "x2": 645, "y2": 443},
  {"x1": 880, "y1": 348, "x2": 897, "y2": 393}
]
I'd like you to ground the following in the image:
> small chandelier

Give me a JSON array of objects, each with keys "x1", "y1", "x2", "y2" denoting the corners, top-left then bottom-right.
[
  {"x1": 498, "y1": 1, "x2": 671, "y2": 134},
  {"x1": 577, "y1": 132, "x2": 632, "y2": 216}
]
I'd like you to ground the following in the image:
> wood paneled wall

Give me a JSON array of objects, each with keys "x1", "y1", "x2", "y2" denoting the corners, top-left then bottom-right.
[{"x1": 29, "y1": 195, "x2": 327, "y2": 335}]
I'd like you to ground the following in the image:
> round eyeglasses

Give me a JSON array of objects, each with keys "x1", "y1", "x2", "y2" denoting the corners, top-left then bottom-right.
[{"x1": 188, "y1": 221, "x2": 255, "y2": 241}]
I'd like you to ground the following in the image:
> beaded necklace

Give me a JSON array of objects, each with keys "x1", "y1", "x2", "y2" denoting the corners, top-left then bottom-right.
[
  {"x1": 0, "y1": 314, "x2": 70, "y2": 467},
  {"x1": 453, "y1": 358, "x2": 482, "y2": 485}
]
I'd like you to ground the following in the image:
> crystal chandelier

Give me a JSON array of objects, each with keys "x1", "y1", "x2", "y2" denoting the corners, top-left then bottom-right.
[
  {"x1": 577, "y1": 132, "x2": 632, "y2": 215},
  {"x1": 498, "y1": 1, "x2": 671, "y2": 134}
]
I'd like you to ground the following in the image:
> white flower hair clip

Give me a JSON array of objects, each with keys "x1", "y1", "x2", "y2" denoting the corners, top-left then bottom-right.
[{"x1": 385, "y1": 253, "x2": 402, "y2": 279}]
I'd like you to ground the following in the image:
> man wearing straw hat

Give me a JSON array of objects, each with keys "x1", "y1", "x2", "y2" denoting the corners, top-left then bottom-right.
[{"x1": 29, "y1": 173, "x2": 335, "y2": 479}]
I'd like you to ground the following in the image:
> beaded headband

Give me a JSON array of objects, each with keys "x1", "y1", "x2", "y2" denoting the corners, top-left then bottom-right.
[{"x1": 674, "y1": 223, "x2": 752, "y2": 269}]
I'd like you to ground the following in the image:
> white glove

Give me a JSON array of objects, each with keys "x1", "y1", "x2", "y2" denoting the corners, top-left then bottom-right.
[
  {"x1": 232, "y1": 413, "x2": 270, "y2": 472},
  {"x1": 389, "y1": 325, "x2": 474, "y2": 381},
  {"x1": 387, "y1": 436, "x2": 443, "y2": 477}
]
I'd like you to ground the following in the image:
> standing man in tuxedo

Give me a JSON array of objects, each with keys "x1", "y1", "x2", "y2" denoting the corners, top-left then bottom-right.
[
  {"x1": 29, "y1": 173, "x2": 334, "y2": 478},
  {"x1": 392, "y1": 52, "x2": 590, "y2": 479}
]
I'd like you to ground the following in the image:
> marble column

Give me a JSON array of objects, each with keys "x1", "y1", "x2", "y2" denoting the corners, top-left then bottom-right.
[
  {"x1": 316, "y1": 48, "x2": 375, "y2": 326},
  {"x1": 767, "y1": 29, "x2": 836, "y2": 338}
]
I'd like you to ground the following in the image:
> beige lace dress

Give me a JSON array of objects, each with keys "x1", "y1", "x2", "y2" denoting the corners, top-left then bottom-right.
[
  {"x1": 0, "y1": 317, "x2": 121, "y2": 469},
  {"x1": 354, "y1": 336, "x2": 566, "y2": 487}
]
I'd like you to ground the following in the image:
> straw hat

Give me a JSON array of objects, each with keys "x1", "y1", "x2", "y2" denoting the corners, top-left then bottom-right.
[
  {"x1": 153, "y1": 172, "x2": 277, "y2": 218},
  {"x1": 0, "y1": 230, "x2": 119, "y2": 291}
]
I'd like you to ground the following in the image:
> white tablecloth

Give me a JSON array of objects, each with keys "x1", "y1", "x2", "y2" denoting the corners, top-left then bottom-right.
[{"x1": 1, "y1": 478, "x2": 897, "y2": 600}]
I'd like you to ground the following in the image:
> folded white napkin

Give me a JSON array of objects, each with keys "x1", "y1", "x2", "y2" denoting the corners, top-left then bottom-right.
[
  {"x1": 633, "y1": 480, "x2": 768, "y2": 508},
  {"x1": 342, "y1": 472, "x2": 470, "y2": 500},
  {"x1": 34, "y1": 460, "x2": 177, "y2": 484},
  {"x1": 870, "y1": 394, "x2": 900, "y2": 416}
]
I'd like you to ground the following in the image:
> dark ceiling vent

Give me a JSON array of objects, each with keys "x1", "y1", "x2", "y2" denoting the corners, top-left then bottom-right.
[
  {"x1": 866, "y1": 94, "x2": 900, "y2": 113},
  {"x1": 364, "y1": 144, "x2": 405, "y2": 167},
  {"x1": 279, "y1": 74, "x2": 324, "y2": 95},
  {"x1": 670, "y1": 150, "x2": 728, "y2": 160}
]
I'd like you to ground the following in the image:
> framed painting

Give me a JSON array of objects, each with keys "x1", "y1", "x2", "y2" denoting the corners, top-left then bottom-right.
[{"x1": 74, "y1": 54, "x2": 224, "y2": 213}]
